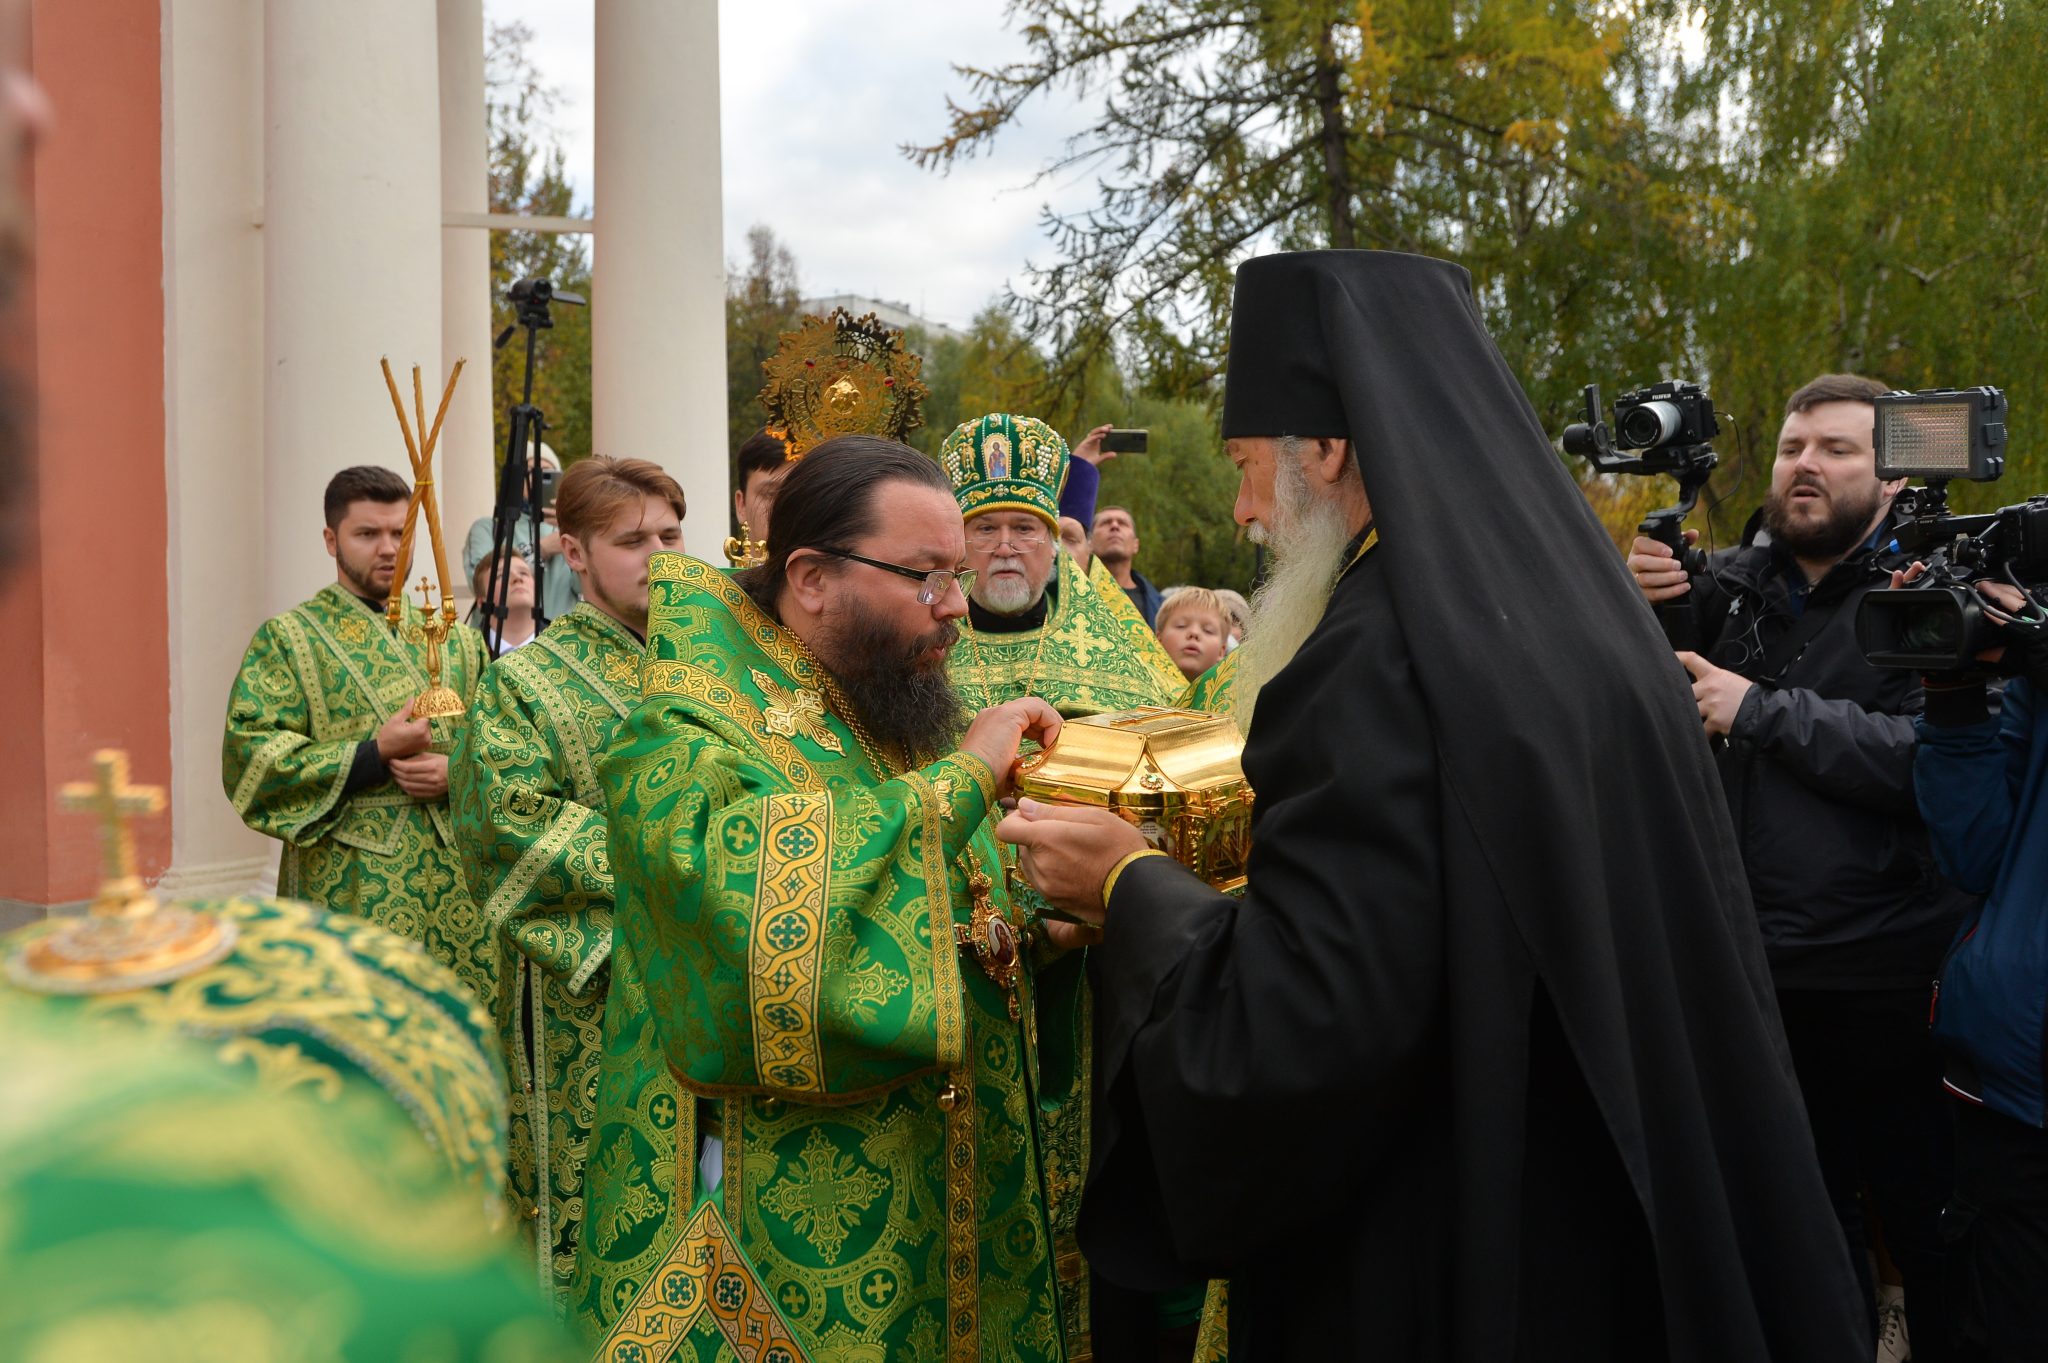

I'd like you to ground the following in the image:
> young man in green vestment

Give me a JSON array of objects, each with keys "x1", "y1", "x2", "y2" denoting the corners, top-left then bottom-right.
[
  {"x1": 223, "y1": 466, "x2": 492, "y2": 1000},
  {"x1": 451, "y1": 455, "x2": 686, "y2": 1303},
  {"x1": 575, "y1": 437, "x2": 1082, "y2": 1363}
]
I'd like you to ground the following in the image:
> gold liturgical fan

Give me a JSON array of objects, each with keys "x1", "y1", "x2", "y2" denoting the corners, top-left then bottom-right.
[
  {"x1": 381, "y1": 356, "x2": 468, "y2": 719},
  {"x1": 1015, "y1": 707, "x2": 1255, "y2": 895},
  {"x1": 728, "y1": 310, "x2": 931, "y2": 568},
  {"x1": 5, "y1": 750, "x2": 236, "y2": 994}
]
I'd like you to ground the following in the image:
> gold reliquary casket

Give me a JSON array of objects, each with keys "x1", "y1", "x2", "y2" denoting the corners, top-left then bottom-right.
[{"x1": 1014, "y1": 707, "x2": 1254, "y2": 894}]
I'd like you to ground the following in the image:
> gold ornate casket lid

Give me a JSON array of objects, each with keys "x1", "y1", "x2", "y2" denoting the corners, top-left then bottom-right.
[{"x1": 1015, "y1": 706, "x2": 1247, "y2": 807}]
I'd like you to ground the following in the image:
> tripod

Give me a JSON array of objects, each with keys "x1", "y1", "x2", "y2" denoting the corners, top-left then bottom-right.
[{"x1": 484, "y1": 277, "x2": 584, "y2": 658}]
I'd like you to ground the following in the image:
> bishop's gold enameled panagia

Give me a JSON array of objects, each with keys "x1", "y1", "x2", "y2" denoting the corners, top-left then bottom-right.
[{"x1": 1015, "y1": 706, "x2": 1254, "y2": 895}]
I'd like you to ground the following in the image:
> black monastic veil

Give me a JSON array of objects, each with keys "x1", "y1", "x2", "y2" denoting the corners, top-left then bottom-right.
[{"x1": 1078, "y1": 250, "x2": 1867, "y2": 1362}]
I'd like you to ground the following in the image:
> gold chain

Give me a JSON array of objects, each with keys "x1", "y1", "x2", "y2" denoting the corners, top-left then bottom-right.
[{"x1": 962, "y1": 612, "x2": 1052, "y2": 710}]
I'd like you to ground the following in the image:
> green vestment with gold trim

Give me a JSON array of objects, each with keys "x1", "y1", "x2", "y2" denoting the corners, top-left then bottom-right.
[
  {"x1": 948, "y1": 550, "x2": 1184, "y2": 1356},
  {"x1": 948, "y1": 552, "x2": 1183, "y2": 717},
  {"x1": 573, "y1": 554, "x2": 1075, "y2": 1363},
  {"x1": 224, "y1": 584, "x2": 491, "y2": 1002},
  {"x1": 1, "y1": 893, "x2": 510, "y2": 1213},
  {"x1": 0, "y1": 998, "x2": 573, "y2": 1362},
  {"x1": 452, "y1": 603, "x2": 680, "y2": 1304},
  {"x1": 1180, "y1": 648, "x2": 1242, "y2": 713}
]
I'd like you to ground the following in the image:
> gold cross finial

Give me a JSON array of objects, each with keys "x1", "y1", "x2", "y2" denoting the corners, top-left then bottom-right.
[
  {"x1": 8, "y1": 748, "x2": 237, "y2": 993},
  {"x1": 413, "y1": 574, "x2": 435, "y2": 611},
  {"x1": 59, "y1": 749, "x2": 163, "y2": 911}
]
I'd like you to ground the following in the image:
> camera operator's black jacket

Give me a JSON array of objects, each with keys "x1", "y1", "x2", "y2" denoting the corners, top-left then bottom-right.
[{"x1": 1691, "y1": 508, "x2": 1969, "y2": 989}]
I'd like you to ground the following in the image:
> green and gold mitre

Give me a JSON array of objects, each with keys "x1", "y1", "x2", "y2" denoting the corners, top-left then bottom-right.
[
  {"x1": 2, "y1": 752, "x2": 510, "y2": 1218},
  {"x1": 938, "y1": 412, "x2": 1070, "y2": 528}
]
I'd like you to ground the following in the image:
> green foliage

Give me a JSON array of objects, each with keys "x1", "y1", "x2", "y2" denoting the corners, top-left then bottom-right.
[
  {"x1": 910, "y1": 308, "x2": 1256, "y2": 591},
  {"x1": 726, "y1": 226, "x2": 805, "y2": 468},
  {"x1": 912, "y1": 0, "x2": 2048, "y2": 553},
  {"x1": 486, "y1": 21, "x2": 592, "y2": 469}
]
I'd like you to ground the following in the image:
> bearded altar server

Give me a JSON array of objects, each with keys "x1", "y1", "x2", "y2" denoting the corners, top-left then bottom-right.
[
  {"x1": 223, "y1": 465, "x2": 491, "y2": 998},
  {"x1": 450, "y1": 455, "x2": 686, "y2": 1300},
  {"x1": 575, "y1": 437, "x2": 1079, "y2": 1362},
  {"x1": 1003, "y1": 250, "x2": 1868, "y2": 1361}
]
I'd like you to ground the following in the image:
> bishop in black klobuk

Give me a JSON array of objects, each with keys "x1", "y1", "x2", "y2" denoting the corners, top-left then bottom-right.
[{"x1": 1001, "y1": 250, "x2": 1867, "y2": 1361}]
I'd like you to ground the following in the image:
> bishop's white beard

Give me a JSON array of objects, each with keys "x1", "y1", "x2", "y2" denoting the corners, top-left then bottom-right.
[
  {"x1": 972, "y1": 552, "x2": 1050, "y2": 614},
  {"x1": 1231, "y1": 447, "x2": 1356, "y2": 731}
]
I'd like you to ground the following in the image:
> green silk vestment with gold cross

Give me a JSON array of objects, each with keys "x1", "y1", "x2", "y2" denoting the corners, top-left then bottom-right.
[
  {"x1": 224, "y1": 584, "x2": 491, "y2": 1002},
  {"x1": 452, "y1": 602, "x2": 681, "y2": 1305},
  {"x1": 572, "y1": 553, "x2": 1078, "y2": 1363}
]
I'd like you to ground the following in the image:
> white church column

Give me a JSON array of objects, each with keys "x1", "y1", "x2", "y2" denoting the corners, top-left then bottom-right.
[
  {"x1": 439, "y1": 0, "x2": 496, "y2": 569},
  {"x1": 263, "y1": 0, "x2": 444, "y2": 616},
  {"x1": 159, "y1": 4, "x2": 272, "y2": 899},
  {"x1": 592, "y1": 0, "x2": 729, "y2": 549}
]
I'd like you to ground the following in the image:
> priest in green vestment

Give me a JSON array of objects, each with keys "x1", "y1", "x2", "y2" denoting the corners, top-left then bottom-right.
[
  {"x1": 223, "y1": 466, "x2": 491, "y2": 1001},
  {"x1": 451, "y1": 455, "x2": 687, "y2": 1302},
  {"x1": 939, "y1": 414, "x2": 1184, "y2": 717},
  {"x1": 574, "y1": 437, "x2": 1081, "y2": 1363},
  {"x1": 935, "y1": 413, "x2": 1186, "y2": 1354}
]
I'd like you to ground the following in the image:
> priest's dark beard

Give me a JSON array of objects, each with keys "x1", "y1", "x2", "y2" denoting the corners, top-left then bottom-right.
[
  {"x1": 1762, "y1": 478, "x2": 1884, "y2": 561},
  {"x1": 817, "y1": 597, "x2": 966, "y2": 767},
  {"x1": 1233, "y1": 443, "x2": 1356, "y2": 730}
]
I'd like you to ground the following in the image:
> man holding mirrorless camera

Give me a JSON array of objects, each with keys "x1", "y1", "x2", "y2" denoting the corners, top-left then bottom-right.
[{"x1": 1629, "y1": 372, "x2": 1961, "y2": 1358}]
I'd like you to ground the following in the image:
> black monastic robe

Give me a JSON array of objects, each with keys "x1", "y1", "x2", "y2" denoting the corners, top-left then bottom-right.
[{"x1": 1078, "y1": 250, "x2": 1867, "y2": 1362}]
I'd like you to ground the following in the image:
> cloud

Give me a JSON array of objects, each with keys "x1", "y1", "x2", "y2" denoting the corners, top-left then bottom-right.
[{"x1": 484, "y1": 0, "x2": 1099, "y2": 329}]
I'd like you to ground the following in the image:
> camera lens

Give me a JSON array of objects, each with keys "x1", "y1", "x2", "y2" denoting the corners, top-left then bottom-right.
[
  {"x1": 1619, "y1": 401, "x2": 1682, "y2": 449},
  {"x1": 1897, "y1": 602, "x2": 1960, "y2": 654}
]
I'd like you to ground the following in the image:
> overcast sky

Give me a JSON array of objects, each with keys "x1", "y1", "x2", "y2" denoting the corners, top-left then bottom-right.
[{"x1": 482, "y1": 1, "x2": 1100, "y2": 331}]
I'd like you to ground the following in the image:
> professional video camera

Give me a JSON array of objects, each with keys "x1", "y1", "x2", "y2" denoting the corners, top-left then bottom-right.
[
  {"x1": 1853, "y1": 386, "x2": 2048, "y2": 671},
  {"x1": 1562, "y1": 379, "x2": 1720, "y2": 648}
]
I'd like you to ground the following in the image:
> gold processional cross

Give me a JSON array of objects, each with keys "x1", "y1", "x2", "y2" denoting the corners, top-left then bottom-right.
[
  {"x1": 4, "y1": 750, "x2": 237, "y2": 993},
  {"x1": 381, "y1": 356, "x2": 468, "y2": 720}
]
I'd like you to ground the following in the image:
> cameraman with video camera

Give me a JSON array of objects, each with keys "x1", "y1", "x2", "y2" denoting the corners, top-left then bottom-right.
[
  {"x1": 1628, "y1": 373, "x2": 1961, "y2": 1358},
  {"x1": 1887, "y1": 482, "x2": 2048, "y2": 1358}
]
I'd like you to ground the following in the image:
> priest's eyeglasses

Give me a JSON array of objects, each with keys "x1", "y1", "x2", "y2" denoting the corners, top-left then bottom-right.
[
  {"x1": 816, "y1": 548, "x2": 977, "y2": 606},
  {"x1": 967, "y1": 520, "x2": 1048, "y2": 547}
]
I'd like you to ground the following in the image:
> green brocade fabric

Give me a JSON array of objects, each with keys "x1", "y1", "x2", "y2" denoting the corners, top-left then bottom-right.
[
  {"x1": 452, "y1": 603, "x2": 680, "y2": 1303},
  {"x1": 0, "y1": 1002, "x2": 574, "y2": 1363},
  {"x1": 1179, "y1": 647, "x2": 1242, "y2": 713},
  {"x1": 573, "y1": 553, "x2": 1077, "y2": 1363},
  {"x1": 949, "y1": 551, "x2": 1184, "y2": 717},
  {"x1": 224, "y1": 584, "x2": 492, "y2": 1003},
  {"x1": 0, "y1": 894, "x2": 510, "y2": 1214},
  {"x1": 949, "y1": 550, "x2": 1182, "y2": 1356}
]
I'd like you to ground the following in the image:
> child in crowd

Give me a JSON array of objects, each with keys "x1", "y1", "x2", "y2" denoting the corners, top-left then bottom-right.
[
  {"x1": 1214, "y1": 588, "x2": 1249, "y2": 652},
  {"x1": 1156, "y1": 586, "x2": 1231, "y2": 680},
  {"x1": 470, "y1": 547, "x2": 537, "y2": 649}
]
